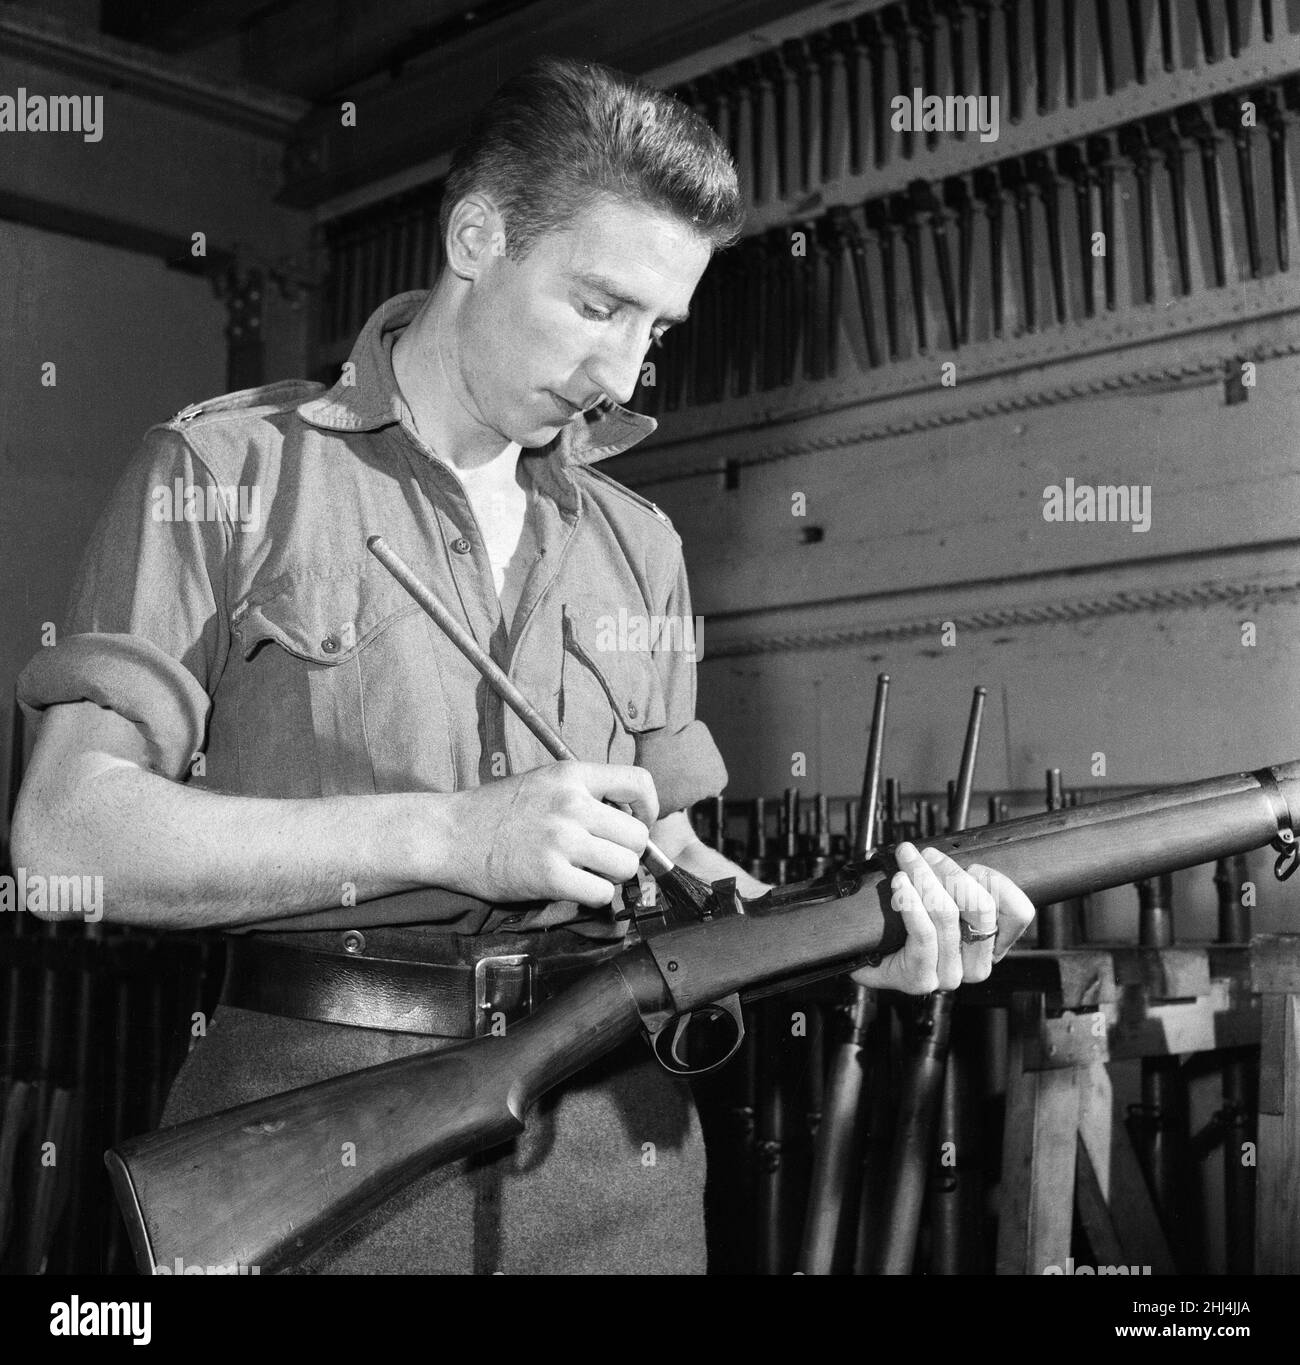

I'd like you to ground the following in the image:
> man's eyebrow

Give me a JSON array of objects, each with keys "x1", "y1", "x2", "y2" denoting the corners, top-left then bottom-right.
[{"x1": 573, "y1": 272, "x2": 690, "y2": 326}]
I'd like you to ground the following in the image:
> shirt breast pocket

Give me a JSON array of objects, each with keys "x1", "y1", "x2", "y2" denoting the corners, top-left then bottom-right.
[
  {"x1": 559, "y1": 602, "x2": 667, "y2": 767},
  {"x1": 231, "y1": 571, "x2": 436, "y2": 797}
]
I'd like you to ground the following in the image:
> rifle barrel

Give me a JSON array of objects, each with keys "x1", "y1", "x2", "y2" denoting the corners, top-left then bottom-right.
[{"x1": 646, "y1": 765, "x2": 1300, "y2": 1016}]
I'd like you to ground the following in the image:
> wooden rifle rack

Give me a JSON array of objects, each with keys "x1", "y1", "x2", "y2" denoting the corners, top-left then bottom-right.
[{"x1": 961, "y1": 934, "x2": 1300, "y2": 1274}]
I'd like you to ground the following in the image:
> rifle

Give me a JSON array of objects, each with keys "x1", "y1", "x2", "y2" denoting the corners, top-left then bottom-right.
[{"x1": 106, "y1": 762, "x2": 1300, "y2": 1274}]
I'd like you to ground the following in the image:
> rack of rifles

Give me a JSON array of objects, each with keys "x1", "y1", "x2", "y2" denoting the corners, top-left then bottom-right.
[{"x1": 686, "y1": 756, "x2": 1260, "y2": 1275}]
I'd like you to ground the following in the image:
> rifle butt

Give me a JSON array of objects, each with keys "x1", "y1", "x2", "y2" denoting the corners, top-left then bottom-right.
[{"x1": 105, "y1": 959, "x2": 648, "y2": 1274}]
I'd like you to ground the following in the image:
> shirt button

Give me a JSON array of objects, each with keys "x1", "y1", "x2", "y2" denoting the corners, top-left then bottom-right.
[
  {"x1": 452, "y1": 537, "x2": 473, "y2": 554},
  {"x1": 342, "y1": 930, "x2": 366, "y2": 954},
  {"x1": 626, "y1": 700, "x2": 638, "y2": 719},
  {"x1": 321, "y1": 635, "x2": 339, "y2": 653}
]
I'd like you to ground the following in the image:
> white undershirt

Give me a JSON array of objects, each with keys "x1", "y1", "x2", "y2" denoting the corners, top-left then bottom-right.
[
  {"x1": 457, "y1": 460, "x2": 536, "y2": 630},
  {"x1": 395, "y1": 382, "x2": 537, "y2": 628}
]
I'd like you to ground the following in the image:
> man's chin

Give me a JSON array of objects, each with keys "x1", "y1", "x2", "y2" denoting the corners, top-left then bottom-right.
[{"x1": 515, "y1": 416, "x2": 571, "y2": 448}]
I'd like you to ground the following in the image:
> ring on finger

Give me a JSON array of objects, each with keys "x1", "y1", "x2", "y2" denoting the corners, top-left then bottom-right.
[{"x1": 959, "y1": 920, "x2": 997, "y2": 944}]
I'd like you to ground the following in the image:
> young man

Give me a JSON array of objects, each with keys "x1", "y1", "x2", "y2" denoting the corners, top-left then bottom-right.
[{"x1": 13, "y1": 57, "x2": 1032, "y2": 1273}]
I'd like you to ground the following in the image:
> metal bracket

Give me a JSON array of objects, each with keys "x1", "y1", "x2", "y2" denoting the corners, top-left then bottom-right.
[{"x1": 1272, "y1": 827, "x2": 1298, "y2": 881}]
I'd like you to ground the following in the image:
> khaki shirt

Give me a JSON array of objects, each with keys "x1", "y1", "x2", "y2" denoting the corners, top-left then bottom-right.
[{"x1": 19, "y1": 293, "x2": 727, "y2": 942}]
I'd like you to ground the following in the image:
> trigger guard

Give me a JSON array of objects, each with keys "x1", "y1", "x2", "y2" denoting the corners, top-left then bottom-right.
[{"x1": 648, "y1": 996, "x2": 746, "y2": 1077}]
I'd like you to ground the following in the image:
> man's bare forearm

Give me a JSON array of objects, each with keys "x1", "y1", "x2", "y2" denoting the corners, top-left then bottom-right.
[
  {"x1": 13, "y1": 762, "x2": 450, "y2": 930},
  {"x1": 14, "y1": 706, "x2": 747, "y2": 929}
]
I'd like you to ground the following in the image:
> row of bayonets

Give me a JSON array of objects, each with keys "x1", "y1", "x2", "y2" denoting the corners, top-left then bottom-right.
[
  {"x1": 642, "y1": 76, "x2": 1297, "y2": 406},
  {"x1": 671, "y1": 0, "x2": 1283, "y2": 201}
]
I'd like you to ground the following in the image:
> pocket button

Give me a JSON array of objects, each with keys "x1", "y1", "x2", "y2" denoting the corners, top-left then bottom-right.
[
  {"x1": 626, "y1": 700, "x2": 638, "y2": 719},
  {"x1": 321, "y1": 635, "x2": 340, "y2": 654}
]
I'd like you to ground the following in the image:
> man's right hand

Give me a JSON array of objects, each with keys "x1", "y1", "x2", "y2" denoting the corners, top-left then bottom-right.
[{"x1": 434, "y1": 761, "x2": 660, "y2": 908}]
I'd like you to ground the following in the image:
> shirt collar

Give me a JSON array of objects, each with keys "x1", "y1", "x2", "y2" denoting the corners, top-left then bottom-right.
[{"x1": 296, "y1": 290, "x2": 657, "y2": 466}]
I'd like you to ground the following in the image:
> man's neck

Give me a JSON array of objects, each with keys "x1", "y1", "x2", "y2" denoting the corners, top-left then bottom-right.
[{"x1": 391, "y1": 281, "x2": 520, "y2": 476}]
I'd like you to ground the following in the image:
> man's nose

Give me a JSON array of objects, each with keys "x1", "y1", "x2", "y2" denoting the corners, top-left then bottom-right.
[{"x1": 585, "y1": 328, "x2": 650, "y2": 407}]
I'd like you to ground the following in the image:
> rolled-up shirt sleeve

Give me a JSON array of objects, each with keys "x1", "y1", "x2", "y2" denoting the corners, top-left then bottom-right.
[
  {"x1": 635, "y1": 550, "x2": 728, "y2": 816},
  {"x1": 17, "y1": 425, "x2": 231, "y2": 779}
]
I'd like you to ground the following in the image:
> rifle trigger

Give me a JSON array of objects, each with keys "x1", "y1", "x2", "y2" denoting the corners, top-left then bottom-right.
[{"x1": 647, "y1": 993, "x2": 745, "y2": 1076}]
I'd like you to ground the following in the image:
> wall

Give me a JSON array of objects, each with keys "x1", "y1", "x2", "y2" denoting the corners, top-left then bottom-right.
[
  {"x1": 0, "y1": 7, "x2": 313, "y2": 833},
  {"x1": 0, "y1": 222, "x2": 229, "y2": 812}
]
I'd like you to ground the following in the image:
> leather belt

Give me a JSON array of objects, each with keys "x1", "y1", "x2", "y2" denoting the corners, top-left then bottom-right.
[{"x1": 219, "y1": 933, "x2": 627, "y2": 1038}]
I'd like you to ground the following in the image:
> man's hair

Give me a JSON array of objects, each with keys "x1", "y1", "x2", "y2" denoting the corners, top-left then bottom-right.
[{"x1": 439, "y1": 56, "x2": 744, "y2": 259}]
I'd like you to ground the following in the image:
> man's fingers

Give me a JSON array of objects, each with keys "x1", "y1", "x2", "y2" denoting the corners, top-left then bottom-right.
[
  {"x1": 896, "y1": 842, "x2": 949, "y2": 911},
  {"x1": 584, "y1": 799, "x2": 652, "y2": 855},
  {"x1": 570, "y1": 831, "x2": 642, "y2": 887},
  {"x1": 962, "y1": 862, "x2": 1037, "y2": 961},
  {"x1": 919, "y1": 846, "x2": 996, "y2": 922},
  {"x1": 874, "y1": 846, "x2": 1036, "y2": 991},
  {"x1": 554, "y1": 865, "x2": 621, "y2": 909},
  {"x1": 891, "y1": 872, "x2": 939, "y2": 992},
  {"x1": 578, "y1": 762, "x2": 660, "y2": 829},
  {"x1": 851, "y1": 872, "x2": 942, "y2": 991},
  {"x1": 898, "y1": 843, "x2": 961, "y2": 990},
  {"x1": 921, "y1": 846, "x2": 998, "y2": 980}
]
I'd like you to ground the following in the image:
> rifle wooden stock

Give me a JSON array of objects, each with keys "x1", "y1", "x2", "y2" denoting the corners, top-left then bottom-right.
[
  {"x1": 106, "y1": 963, "x2": 653, "y2": 1274},
  {"x1": 107, "y1": 763, "x2": 1300, "y2": 1274}
]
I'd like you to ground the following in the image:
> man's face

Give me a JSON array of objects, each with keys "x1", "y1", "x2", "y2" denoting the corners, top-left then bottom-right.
[{"x1": 455, "y1": 195, "x2": 713, "y2": 446}]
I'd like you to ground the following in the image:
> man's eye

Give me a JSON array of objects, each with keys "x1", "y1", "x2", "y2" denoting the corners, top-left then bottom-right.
[{"x1": 580, "y1": 302, "x2": 612, "y2": 321}]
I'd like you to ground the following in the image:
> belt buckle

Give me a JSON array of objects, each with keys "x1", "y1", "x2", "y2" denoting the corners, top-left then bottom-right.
[{"x1": 474, "y1": 954, "x2": 534, "y2": 1036}]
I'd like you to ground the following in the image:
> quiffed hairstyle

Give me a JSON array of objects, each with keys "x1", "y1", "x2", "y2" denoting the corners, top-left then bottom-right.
[{"x1": 440, "y1": 56, "x2": 744, "y2": 259}]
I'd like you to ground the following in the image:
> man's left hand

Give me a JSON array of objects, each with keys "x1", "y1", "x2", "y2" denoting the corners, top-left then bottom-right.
[{"x1": 850, "y1": 842, "x2": 1035, "y2": 994}]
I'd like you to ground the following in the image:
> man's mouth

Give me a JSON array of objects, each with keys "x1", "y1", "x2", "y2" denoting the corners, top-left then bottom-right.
[{"x1": 547, "y1": 392, "x2": 586, "y2": 418}]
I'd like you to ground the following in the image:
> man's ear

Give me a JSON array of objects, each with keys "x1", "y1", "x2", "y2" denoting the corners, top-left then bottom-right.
[{"x1": 444, "y1": 195, "x2": 508, "y2": 279}]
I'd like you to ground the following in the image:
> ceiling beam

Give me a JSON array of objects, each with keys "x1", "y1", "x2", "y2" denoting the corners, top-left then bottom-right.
[
  {"x1": 277, "y1": 0, "x2": 804, "y2": 207},
  {"x1": 101, "y1": 0, "x2": 298, "y2": 54},
  {"x1": 241, "y1": 0, "x2": 546, "y2": 99}
]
